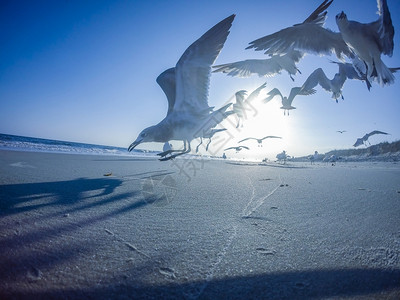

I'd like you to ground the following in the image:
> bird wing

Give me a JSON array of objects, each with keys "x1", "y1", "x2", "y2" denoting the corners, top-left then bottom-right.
[
  {"x1": 262, "y1": 136, "x2": 282, "y2": 140},
  {"x1": 173, "y1": 14, "x2": 235, "y2": 113},
  {"x1": 376, "y1": 0, "x2": 394, "y2": 56},
  {"x1": 213, "y1": 58, "x2": 286, "y2": 78},
  {"x1": 302, "y1": 68, "x2": 328, "y2": 91},
  {"x1": 264, "y1": 88, "x2": 283, "y2": 102},
  {"x1": 156, "y1": 68, "x2": 176, "y2": 116},
  {"x1": 366, "y1": 130, "x2": 389, "y2": 139},
  {"x1": 288, "y1": 87, "x2": 316, "y2": 104},
  {"x1": 213, "y1": 50, "x2": 304, "y2": 78},
  {"x1": 302, "y1": 0, "x2": 333, "y2": 25},
  {"x1": 353, "y1": 138, "x2": 364, "y2": 147},
  {"x1": 246, "y1": 82, "x2": 267, "y2": 103},
  {"x1": 241, "y1": 146, "x2": 250, "y2": 150},
  {"x1": 238, "y1": 137, "x2": 255, "y2": 143},
  {"x1": 224, "y1": 147, "x2": 236, "y2": 151},
  {"x1": 247, "y1": 25, "x2": 351, "y2": 60}
]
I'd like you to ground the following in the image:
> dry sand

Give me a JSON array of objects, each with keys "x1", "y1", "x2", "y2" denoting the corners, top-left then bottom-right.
[{"x1": 1, "y1": 150, "x2": 400, "y2": 299}]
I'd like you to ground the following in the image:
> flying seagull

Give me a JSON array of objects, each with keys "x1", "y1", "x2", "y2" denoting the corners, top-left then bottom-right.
[
  {"x1": 232, "y1": 82, "x2": 267, "y2": 128},
  {"x1": 264, "y1": 87, "x2": 316, "y2": 115},
  {"x1": 213, "y1": 49, "x2": 304, "y2": 81},
  {"x1": 301, "y1": 60, "x2": 376, "y2": 102},
  {"x1": 337, "y1": 130, "x2": 347, "y2": 133},
  {"x1": 128, "y1": 15, "x2": 235, "y2": 161},
  {"x1": 247, "y1": 0, "x2": 396, "y2": 86},
  {"x1": 239, "y1": 135, "x2": 282, "y2": 147},
  {"x1": 216, "y1": 0, "x2": 335, "y2": 81},
  {"x1": 353, "y1": 130, "x2": 389, "y2": 147},
  {"x1": 224, "y1": 145, "x2": 250, "y2": 152}
]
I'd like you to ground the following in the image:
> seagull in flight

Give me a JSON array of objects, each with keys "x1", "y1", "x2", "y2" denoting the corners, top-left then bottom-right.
[
  {"x1": 336, "y1": 130, "x2": 347, "y2": 134},
  {"x1": 264, "y1": 87, "x2": 316, "y2": 116},
  {"x1": 239, "y1": 136, "x2": 282, "y2": 147},
  {"x1": 353, "y1": 130, "x2": 389, "y2": 147},
  {"x1": 247, "y1": 0, "x2": 396, "y2": 86},
  {"x1": 128, "y1": 15, "x2": 235, "y2": 161},
  {"x1": 232, "y1": 82, "x2": 267, "y2": 128},
  {"x1": 212, "y1": 49, "x2": 304, "y2": 81},
  {"x1": 224, "y1": 145, "x2": 250, "y2": 152},
  {"x1": 301, "y1": 60, "x2": 375, "y2": 102}
]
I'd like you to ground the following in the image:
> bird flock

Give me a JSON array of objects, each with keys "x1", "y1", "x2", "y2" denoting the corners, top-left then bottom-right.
[{"x1": 129, "y1": 0, "x2": 396, "y2": 161}]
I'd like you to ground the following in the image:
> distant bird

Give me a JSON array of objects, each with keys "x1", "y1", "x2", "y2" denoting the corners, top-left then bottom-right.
[
  {"x1": 276, "y1": 150, "x2": 290, "y2": 164},
  {"x1": 264, "y1": 87, "x2": 316, "y2": 115},
  {"x1": 224, "y1": 146, "x2": 250, "y2": 152},
  {"x1": 337, "y1": 130, "x2": 347, "y2": 134},
  {"x1": 213, "y1": 49, "x2": 304, "y2": 81},
  {"x1": 308, "y1": 150, "x2": 319, "y2": 165},
  {"x1": 353, "y1": 130, "x2": 389, "y2": 147},
  {"x1": 247, "y1": 0, "x2": 396, "y2": 86},
  {"x1": 128, "y1": 15, "x2": 235, "y2": 161},
  {"x1": 232, "y1": 82, "x2": 267, "y2": 127},
  {"x1": 301, "y1": 61, "x2": 375, "y2": 102},
  {"x1": 162, "y1": 142, "x2": 173, "y2": 152},
  {"x1": 195, "y1": 128, "x2": 227, "y2": 153},
  {"x1": 239, "y1": 135, "x2": 282, "y2": 147}
]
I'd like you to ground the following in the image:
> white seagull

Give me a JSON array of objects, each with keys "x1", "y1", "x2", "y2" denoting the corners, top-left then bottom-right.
[
  {"x1": 301, "y1": 61, "x2": 374, "y2": 102},
  {"x1": 239, "y1": 135, "x2": 282, "y2": 147},
  {"x1": 232, "y1": 82, "x2": 267, "y2": 128},
  {"x1": 264, "y1": 87, "x2": 316, "y2": 116},
  {"x1": 128, "y1": 15, "x2": 236, "y2": 161},
  {"x1": 353, "y1": 130, "x2": 389, "y2": 147},
  {"x1": 224, "y1": 145, "x2": 250, "y2": 152},
  {"x1": 247, "y1": 0, "x2": 396, "y2": 86}
]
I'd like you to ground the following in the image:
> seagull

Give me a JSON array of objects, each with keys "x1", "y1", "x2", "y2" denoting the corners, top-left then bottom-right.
[
  {"x1": 239, "y1": 135, "x2": 282, "y2": 147},
  {"x1": 301, "y1": 60, "x2": 375, "y2": 102},
  {"x1": 232, "y1": 82, "x2": 267, "y2": 127},
  {"x1": 353, "y1": 130, "x2": 389, "y2": 147},
  {"x1": 247, "y1": 0, "x2": 396, "y2": 86},
  {"x1": 128, "y1": 15, "x2": 235, "y2": 161},
  {"x1": 264, "y1": 87, "x2": 316, "y2": 115},
  {"x1": 195, "y1": 128, "x2": 227, "y2": 153},
  {"x1": 276, "y1": 150, "x2": 290, "y2": 164},
  {"x1": 337, "y1": 130, "x2": 347, "y2": 133},
  {"x1": 336, "y1": 0, "x2": 395, "y2": 85},
  {"x1": 224, "y1": 145, "x2": 250, "y2": 152},
  {"x1": 212, "y1": 49, "x2": 304, "y2": 81},
  {"x1": 162, "y1": 142, "x2": 173, "y2": 152}
]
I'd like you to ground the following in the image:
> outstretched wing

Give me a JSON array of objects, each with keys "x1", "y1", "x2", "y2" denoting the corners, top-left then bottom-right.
[
  {"x1": 264, "y1": 88, "x2": 283, "y2": 103},
  {"x1": 365, "y1": 130, "x2": 389, "y2": 139},
  {"x1": 302, "y1": 68, "x2": 328, "y2": 91},
  {"x1": 173, "y1": 15, "x2": 235, "y2": 113},
  {"x1": 246, "y1": 82, "x2": 267, "y2": 103},
  {"x1": 156, "y1": 68, "x2": 176, "y2": 116},
  {"x1": 288, "y1": 87, "x2": 316, "y2": 104},
  {"x1": 240, "y1": 146, "x2": 250, "y2": 150},
  {"x1": 246, "y1": 0, "x2": 351, "y2": 60},
  {"x1": 262, "y1": 136, "x2": 282, "y2": 140},
  {"x1": 213, "y1": 50, "x2": 303, "y2": 78},
  {"x1": 377, "y1": 0, "x2": 394, "y2": 56},
  {"x1": 239, "y1": 137, "x2": 256, "y2": 143}
]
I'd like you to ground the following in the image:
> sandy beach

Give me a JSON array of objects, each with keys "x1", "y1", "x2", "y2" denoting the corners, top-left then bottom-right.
[{"x1": 1, "y1": 149, "x2": 399, "y2": 299}]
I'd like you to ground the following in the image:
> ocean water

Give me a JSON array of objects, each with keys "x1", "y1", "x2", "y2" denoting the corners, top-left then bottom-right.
[{"x1": 0, "y1": 133, "x2": 156, "y2": 157}]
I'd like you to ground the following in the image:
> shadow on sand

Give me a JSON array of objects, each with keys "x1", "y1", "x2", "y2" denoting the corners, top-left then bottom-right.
[{"x1": 2, "y1": 268, "x2": 399, "y2": 299}]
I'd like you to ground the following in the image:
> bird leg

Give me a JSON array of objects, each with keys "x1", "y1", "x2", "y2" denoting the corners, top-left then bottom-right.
[
  {"x1": 159, "y1": 141, "x2": 191, "y2": 161},
  {"x1": 206, "y1": 139, "x2": 212, "y2": 151},
  {"x1": 195, "y1": 137, "x2": 203, "y2": 153}
]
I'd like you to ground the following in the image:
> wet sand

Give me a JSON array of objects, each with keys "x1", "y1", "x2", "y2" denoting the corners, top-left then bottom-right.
[{"x1": 1, "y1": 150, "x2": 399, "y2": 299}]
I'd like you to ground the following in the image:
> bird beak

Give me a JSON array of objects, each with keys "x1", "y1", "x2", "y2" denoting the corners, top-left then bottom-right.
[
  {"x1": 128, "y1": 138, "x2": 143, "y2": 152},
  {"x1": 338, "y1": 11, "x2": 345, "y2": 19}
]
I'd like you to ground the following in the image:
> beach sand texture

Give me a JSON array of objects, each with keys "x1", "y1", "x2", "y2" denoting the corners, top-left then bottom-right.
[{"x1": 1, "y1": 150, "x2": 399, "y2": 299}]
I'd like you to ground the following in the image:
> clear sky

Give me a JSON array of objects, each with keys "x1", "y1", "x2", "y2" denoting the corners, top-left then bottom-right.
[{"x1": 1, "y1": 0, "x2": 399, "y2": 159}]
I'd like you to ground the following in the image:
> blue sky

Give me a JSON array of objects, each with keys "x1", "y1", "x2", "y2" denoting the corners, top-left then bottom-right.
[{"x1": 1, "y1": 0, "x2": 399, "y2": 159}]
